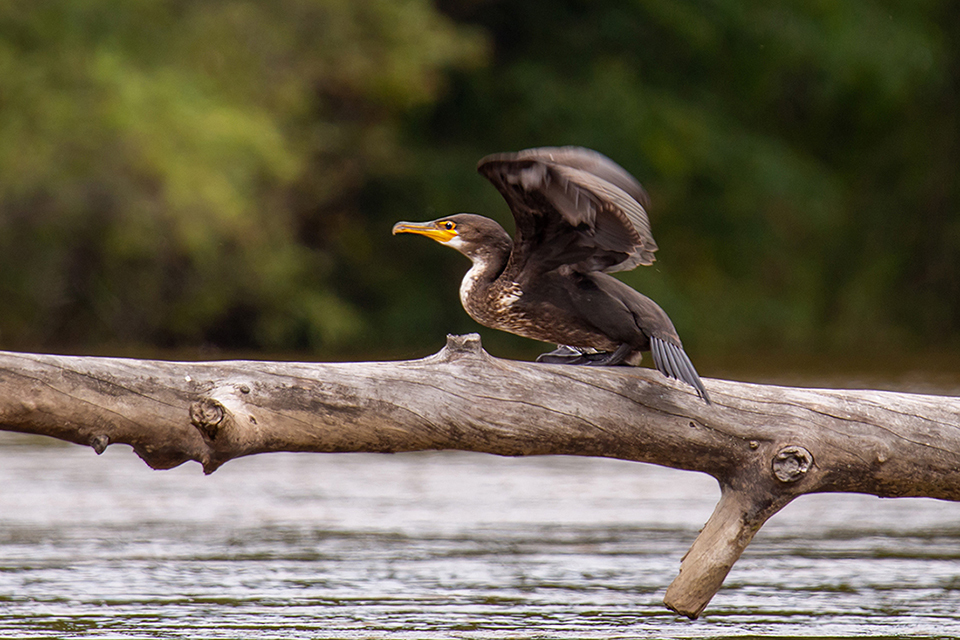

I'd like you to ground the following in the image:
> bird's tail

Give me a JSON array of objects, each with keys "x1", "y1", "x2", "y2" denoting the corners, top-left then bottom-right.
[{"x1": 649, "y1": 336, "x2": 710, "y2": 404}]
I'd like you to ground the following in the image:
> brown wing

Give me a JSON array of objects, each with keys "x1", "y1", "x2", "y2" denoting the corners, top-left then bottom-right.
[
  {"x1": 513, "y1": 146, "x2": 652, "y2": 212},
  {"x1": 477, "y1": 146, "x2": 658, "y2": 275}
]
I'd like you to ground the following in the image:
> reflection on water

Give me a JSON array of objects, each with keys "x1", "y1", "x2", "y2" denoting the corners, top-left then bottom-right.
[{"x1": 1, "y1": 433, "x2": 960, "y2": 639}]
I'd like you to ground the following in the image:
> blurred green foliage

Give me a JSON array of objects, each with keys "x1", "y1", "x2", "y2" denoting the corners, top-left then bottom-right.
[
  {"x1": 0, "y1": 0, "x2": 484, "y2": 352},
  {"x1": 0, "y1": 0, "x2": 957, "y2": 361}
]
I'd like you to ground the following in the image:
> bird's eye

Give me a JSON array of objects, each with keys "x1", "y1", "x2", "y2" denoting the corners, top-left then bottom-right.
[{"x1": 442, "y1": 221, "x2": 456, "y2": 231}]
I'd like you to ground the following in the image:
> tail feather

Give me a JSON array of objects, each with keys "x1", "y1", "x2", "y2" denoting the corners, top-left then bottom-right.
[{"x1": 650, "y1": 336, "x2": 710, "y2": 404}]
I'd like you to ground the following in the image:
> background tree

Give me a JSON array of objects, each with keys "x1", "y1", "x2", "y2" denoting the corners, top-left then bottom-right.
[
  {"x1": 0, "y1": 0, "x2": 484, "y2": 353},
  {"x1": 0, "y1": 0, "x2": 957, "y2": 366}
]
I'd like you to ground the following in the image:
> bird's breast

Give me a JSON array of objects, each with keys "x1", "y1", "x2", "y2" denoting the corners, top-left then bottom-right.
[
  {"x1": 493, "y1": 282, "x2": 523, "y2": 311},
  {"x1": 461, "y1": 274, "x2": 523, "y2": 325},
  {"x1": 460, "y1": 275, "x2": 615, "y2": 350}
]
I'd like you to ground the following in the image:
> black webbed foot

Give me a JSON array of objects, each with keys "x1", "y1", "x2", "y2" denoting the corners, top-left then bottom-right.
[
  {"x1": 536, "y1": 345, "x2": 592, "y2": 364},
  {"x1": 537, "y1": 344, "x2": 632, "y2": 366},
  {"x1": 582, "y1": 342, "x2": 632, "y2": 366}
]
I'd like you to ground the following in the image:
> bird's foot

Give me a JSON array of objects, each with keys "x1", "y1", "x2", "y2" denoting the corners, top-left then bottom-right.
[
  {"x1": 536, "y1": 344, "x2": 632, "y2": 366},
  {"x1": 582, "y1": 343, "x2": 632, "y2": 366},
  {"x1": 536, "y1": 345, "x2": 593, "y2": 364}
]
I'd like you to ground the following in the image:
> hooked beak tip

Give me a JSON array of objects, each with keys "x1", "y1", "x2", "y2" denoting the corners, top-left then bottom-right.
[{"x1": 392, "y1": 221, "x2": 420, "y2": 235}]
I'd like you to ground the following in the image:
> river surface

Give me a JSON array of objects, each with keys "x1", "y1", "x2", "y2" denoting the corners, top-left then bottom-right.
[{"x1": 2, "y1": 387, "x2": 960, "y2": 640}]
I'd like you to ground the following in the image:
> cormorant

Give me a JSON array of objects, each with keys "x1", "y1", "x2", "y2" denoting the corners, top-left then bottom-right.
[{"x1": 392, "y1": 146, "x2": 709, "y2": 403}]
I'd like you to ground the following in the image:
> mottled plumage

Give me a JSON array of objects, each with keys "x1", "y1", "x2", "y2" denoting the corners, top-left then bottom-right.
[{"x1": 393, "y1": 146, "x2": 709, "y2": 403}]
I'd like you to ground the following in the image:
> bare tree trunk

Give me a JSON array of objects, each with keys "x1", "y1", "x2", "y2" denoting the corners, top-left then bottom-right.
[{"x1": 1, "y1": 334, "x2": 958, "y2": 618}]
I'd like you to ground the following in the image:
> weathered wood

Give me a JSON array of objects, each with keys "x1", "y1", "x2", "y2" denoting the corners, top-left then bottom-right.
[{"x1": 1, "y1": 333, "x2": 958, "y2": 618}]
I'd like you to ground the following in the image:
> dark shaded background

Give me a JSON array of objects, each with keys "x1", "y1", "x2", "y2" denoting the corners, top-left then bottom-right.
[{"x1": 1, "y1": 0, "x2": 957, "y2": 371}]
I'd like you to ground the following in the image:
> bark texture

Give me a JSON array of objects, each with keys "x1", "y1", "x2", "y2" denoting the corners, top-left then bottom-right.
[{"x1": 1, "y1": 334, "x2": 958, "y2": 618}]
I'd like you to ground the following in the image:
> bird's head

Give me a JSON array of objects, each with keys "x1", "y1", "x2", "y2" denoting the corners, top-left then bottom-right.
[{"x1": 392, "y1": 214, "x2": 511, "y2": 263}]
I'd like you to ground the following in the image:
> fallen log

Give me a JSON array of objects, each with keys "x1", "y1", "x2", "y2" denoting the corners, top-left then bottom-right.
[{"x1": 1, "y1": 333, "x2": 958, "y2": 618}]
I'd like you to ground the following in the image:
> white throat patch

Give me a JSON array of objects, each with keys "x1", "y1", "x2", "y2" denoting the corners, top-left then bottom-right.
[
  {"x1": 459, "y1": 258, "x2": 485, "y2": 308},
  {"x1": 444, "y1": 236, "x2": 465, "y2": 250}
]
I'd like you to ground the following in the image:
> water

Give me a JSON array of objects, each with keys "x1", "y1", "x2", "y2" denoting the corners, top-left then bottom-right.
[{"x1": 2, "y1": 434, "x2": 960, "y2": 639}]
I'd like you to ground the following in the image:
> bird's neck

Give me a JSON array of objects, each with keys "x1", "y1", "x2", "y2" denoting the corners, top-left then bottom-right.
[{"x1": 459, "y1": 247, "x2": 510, "y2": 312}]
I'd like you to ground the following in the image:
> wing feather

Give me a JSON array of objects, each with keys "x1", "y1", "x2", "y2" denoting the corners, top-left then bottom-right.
[
  {"x1": 513, "y1": 146, "x2": 651, "y2": 211},
  {"x1": 478, "y1": 147, "x2": 657, "y2": 275}
]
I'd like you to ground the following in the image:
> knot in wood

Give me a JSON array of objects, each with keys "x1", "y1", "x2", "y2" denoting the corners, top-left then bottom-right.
[
  {"x1": 190, "y1": 398, "x2": 225, "y2": 440},
  {"x1": 773, "y1": 445, "x2": 813, "y2": 482}
]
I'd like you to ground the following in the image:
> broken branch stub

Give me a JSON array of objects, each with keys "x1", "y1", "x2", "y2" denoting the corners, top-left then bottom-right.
[{"x1": 0, "y1": 334, "x2": 958, "y2": 617}]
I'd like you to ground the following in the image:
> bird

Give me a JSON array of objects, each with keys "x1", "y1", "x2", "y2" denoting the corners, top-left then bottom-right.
[{"x1": 392, "y1": 146, "x2": 709, "y2": 403}]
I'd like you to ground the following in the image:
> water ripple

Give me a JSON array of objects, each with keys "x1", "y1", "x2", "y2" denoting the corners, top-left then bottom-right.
[{"x1": 1, "y1": 440, "x2": 960, "y2": 638}]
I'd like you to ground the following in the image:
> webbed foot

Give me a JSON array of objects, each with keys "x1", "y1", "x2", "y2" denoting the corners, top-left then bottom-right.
[
  {"x1": 537, "y1": 344, "x2": 633, "y2": 366},
  {"x1": 536, "y1": 345, "x2": 592, "y2": 364},
  {"x1": 582, "y1": 343, "x2": 632, "y2": 366}
]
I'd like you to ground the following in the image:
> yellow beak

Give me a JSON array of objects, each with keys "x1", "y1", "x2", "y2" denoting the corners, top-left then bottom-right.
[{"x1": 391, "y1": 220, "x2": 457, "y2": 243}]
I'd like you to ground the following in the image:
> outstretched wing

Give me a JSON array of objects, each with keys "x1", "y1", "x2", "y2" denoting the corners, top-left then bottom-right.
[{"x1": 477, "y1": 146, "x2": 657, "y2": 275}]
